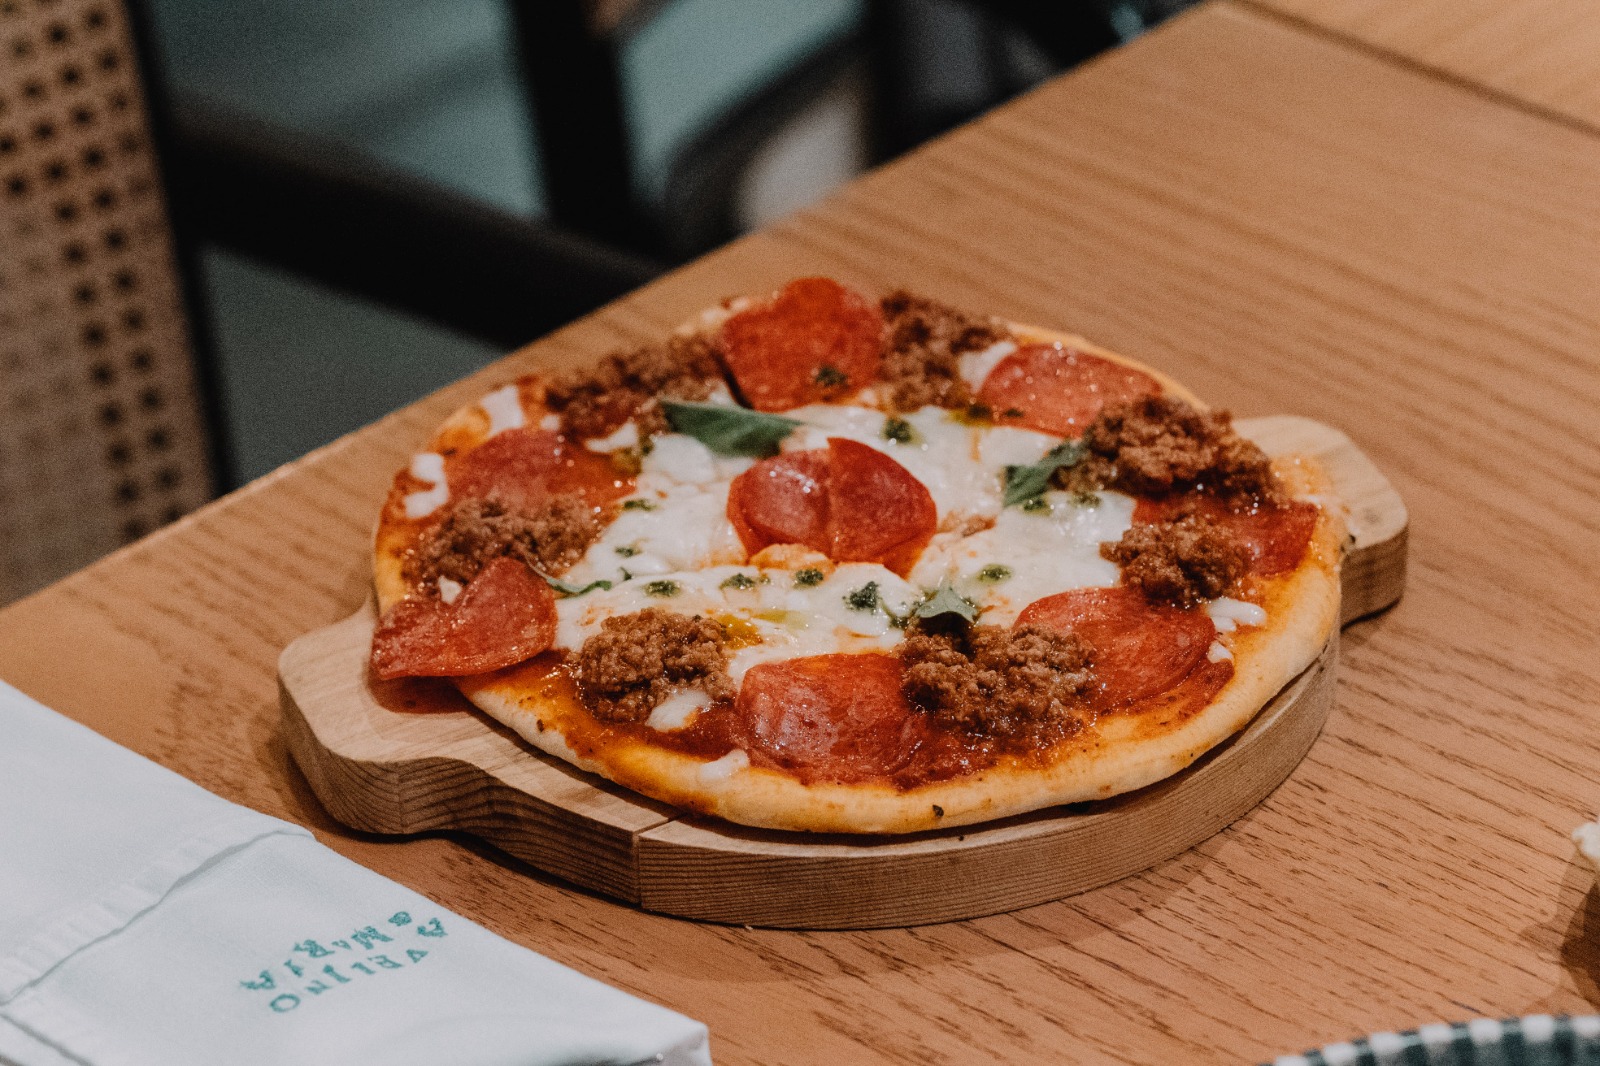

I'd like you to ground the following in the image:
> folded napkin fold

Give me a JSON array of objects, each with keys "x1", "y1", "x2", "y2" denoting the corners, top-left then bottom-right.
[{"x1": 0, "y1": 681, "x2": 711, "y2": 1066}]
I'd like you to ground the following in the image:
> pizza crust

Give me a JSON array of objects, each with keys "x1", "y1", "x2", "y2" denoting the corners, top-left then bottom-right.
[{"x1": 373, "y1": 304, "x2": 1344, "y2": 835}]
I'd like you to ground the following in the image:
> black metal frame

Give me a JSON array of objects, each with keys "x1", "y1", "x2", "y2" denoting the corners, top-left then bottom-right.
[
  {"x1": 123, "y1": 0, "x2": 1139, "y2": 489},
  {"x1": 125, "y1": 0, "x2": 666, "y2": 488},
  {"x1": 163, "y1": 105, "x2": 662, "y2": 351}
]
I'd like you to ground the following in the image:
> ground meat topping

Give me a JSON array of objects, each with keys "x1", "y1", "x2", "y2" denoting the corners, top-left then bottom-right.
[
  {"x1": 1102, "y1": 510, "x2": 1248, "y2": 606},
  {"x1": 404, "y1": 495, "x2": 600, "y2": 589},
  {"x1": 574, "y1": 608, "x2": 734, "y2": 723},
  {"x1": 1059, "y1": 395, "x2": 1279, "y2": 501},
  {"x1": 899, "y1": 623, "x2": 1093, "y2": 746},
  {"x1": 544, "y1": 334, "x2": 724, "y2": 441},
  {"x1": 879, "y1": 290, "x2": 1009, "y2": 412}
]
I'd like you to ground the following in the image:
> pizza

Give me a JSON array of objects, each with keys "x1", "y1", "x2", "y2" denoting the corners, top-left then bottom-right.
[{"x1": 368, "y1": 278, "x2": 1343, "y2": 835}]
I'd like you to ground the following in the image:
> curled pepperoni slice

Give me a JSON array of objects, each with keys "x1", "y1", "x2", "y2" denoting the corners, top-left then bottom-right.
[
  {"x1": 371, "y1": 557, "x2": 558, "y2": 679},
  {"x1": 446, "y1": 427, "x2": 633, "y2": 513},
  {"x1": 1016, "y1": 586, "x2": 1214, "y2": 708},
  {"x1": 978, "y1": 344, "x2": 1160, "y2": 437},
  {"x1": 719, "y1": 277, "x2": 885, "y2": 412},
  {"x1": 1134, "y1": 494, "x2": 1318, "y2": 577},
  {"x1": 733, "y1": 654, "x2": 928, "y2": 784},
  {"x1": 726, "y1": 437, "x2": 936, "y2": 575}
]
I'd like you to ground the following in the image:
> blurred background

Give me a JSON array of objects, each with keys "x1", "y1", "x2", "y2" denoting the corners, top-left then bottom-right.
[{"x1": 0, "y1": 0, "x2": 1196, "y2": 602}]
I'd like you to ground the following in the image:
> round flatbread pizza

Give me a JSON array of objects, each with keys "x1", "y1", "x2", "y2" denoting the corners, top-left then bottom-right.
[{"x1": 369, "y1": 278, "x2": 1343, "y2": 834}]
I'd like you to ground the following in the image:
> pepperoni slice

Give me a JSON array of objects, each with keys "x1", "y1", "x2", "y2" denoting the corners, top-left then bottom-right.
[
  {"x1": 726, "y1": 437, "x2": 937, "y2": 575},
  {"x1": 371, "y1": 557, "x2": 558, "y2": 679},
  {"x1": 1134, "y1": 494, "x2": 1318, "y2": 577},
  {"x1": 1016, "y1": 586, "x2": 1215, "y2": 708},
  {"x1": 726, "y1": 448, "x2": 831, "y2": 557},
  {"x1": 446, "y1": 427, "x2": 633, "y2": 513},
  {"x1": 978, "y1": 344, "x2": 1160, "y2": 437},
  {"x1": 719, "y1": 277, "x2": 885, "y2": 412},
  {"x1": 733, "y1": 654, "x2": 928, "y2": 783}
]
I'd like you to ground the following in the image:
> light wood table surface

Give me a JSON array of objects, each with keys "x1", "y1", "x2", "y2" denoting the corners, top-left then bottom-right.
[
  {"x1": 7, "y1": 2, "x2": 1600, "y2": 1062},
  {"x1": 1249, "y1": 0, "x2": 1600, "y2": 133}
]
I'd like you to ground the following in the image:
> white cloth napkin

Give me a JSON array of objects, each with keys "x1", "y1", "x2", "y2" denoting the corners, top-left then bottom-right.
[{"x1": 0, "y1": 680, "x2": 711, "y2": 1066}]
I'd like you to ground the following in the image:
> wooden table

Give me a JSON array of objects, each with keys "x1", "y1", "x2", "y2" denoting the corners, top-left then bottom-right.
[
  {"x1": 7, "y1": 2, "x2": 1600, "y2": 1061},
  {"x1": 1248, "y1": 0, "x2": 1600, "y2": 132}
]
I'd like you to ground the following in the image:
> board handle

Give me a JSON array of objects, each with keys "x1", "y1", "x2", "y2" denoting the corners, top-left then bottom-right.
[{"x1": 1238, "y1": 414, "x2": 1407, "y2": 624}]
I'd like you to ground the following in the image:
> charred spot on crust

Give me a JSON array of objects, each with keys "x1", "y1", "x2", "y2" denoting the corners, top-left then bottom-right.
[
  {"x1": 544, "y1": 334, "x2": 723, "y2": 440},
  {"x1": 879, "y1": 290, "x2": 1009, "y2": 412},
  {"x1": 1102, "y1": 510, "x2": 1248, "y2": 606},
  {"x1": 1059, "y1": 396, "x2": 1279, "y2": 501},
  {"x1": 899, "y1": 623, "x2": 1093, "y2": 747},
  {"x1": 575, "y1": 608, "x2": 734, "y2": 723},
  {"x1": 404, "y1": 495, "x2": 600, "y2": 589}
]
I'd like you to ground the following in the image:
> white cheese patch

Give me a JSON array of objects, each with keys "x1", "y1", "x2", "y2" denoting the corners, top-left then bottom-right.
[
  {"x1": 977, "y1": 425, "x2": 1061, "y2": 471},
  {"x1": 550, "y1": 563, "x2": 918, "y2": 685},
  {"x1": 479, "y1": 384, "x2": 525, "y2": 437},
  {"x1": 530, "y1": 397, "x2": 1235, "y2": 680},
  {"x1": 584, "y1": 420, "x2": 639, "y2": 453},
  {"x1": 1575, "y1": 821, "x2": 1600, "y2": 874},
  {"x1": 1207, "y1": 597, "x2": 1267, "y2": 634},
  {"x1": 403, "y1": 452, "x2": 449, "y2": 519},
  {"x1": 437, "y1": 577, "x2": 463, "y2": 604},
  {"x1": 538, "y1": 413, "x2": 561, "y2": 431},
  {"x1": 698, "y1": 749, "x2": 749, "y2": 783},
  {"x1": 646, "y1": 688, "x2": 710, "y2": 731},
  {"x1": 700, "y1": 381, "x2": 740, "y2": 407},
  {"x1": 958, "y1": 338, "x2": 1018, "y2": 392},
  {"x1": 913, "y1": 490, "x2": 1134, "y2": 627},
  {"x1": 645, "y1": 432, "x2": 720, "y2": 485},
  {"x1": 1207, "y1": 641, "x2": 1233, "y2": 663}
]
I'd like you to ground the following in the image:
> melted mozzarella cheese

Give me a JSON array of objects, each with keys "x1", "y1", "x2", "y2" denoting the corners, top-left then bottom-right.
[
  {"x1": 698, "y1": 749, "x2": 749, "y2": 782},
  {"x1": 437, "y1": 577, "x2": 463, "y2": 604},
  {"x1": 1207, "y1": 597, "x2": 1267, "y2": 633},
  {"x1": 647, "y1": 687, "x2": 710, "y2": 731},
  {"x1": 958, "y1": 338, "x2": 1017, "y2": 392},
  {"x1": 563, "y1": 433, "x2": 751, "y2": 587},
  {"x1": 782, "y1": 404, "x2": 1002, "y2": 517},
  {"x1": 537, "y1": 399, "x2": 1242, "y2": 719},
  {"x1": 551, "y1": 563, "x2": 918, "y2": 686},
  {"x1": 912, "y1": 490, "x2": 1133, "y2": 627},
  {"x1": 403, "y1": 452, "x2": 449, "y2": 519},
  {"x1": 584, "y1": 420, "x2": 639, "y2": 453},
  {"x1": 479, "y1": 385, "x2": 525, "y2": 436}
]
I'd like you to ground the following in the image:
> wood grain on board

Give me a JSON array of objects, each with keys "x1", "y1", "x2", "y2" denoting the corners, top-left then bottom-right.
[
  {"x1": 4, "y1": 3, "x2": 1600, "y2": 1062},
  {"x1": 1248, "y1": 0, "x2": 1600, "y2": 133},
  {"x1": 280, "y1": 418, "x2": 1401, "y2": 928}
]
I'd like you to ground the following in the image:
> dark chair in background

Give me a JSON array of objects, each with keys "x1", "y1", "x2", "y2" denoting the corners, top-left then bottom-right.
[
  {"x1": 0, "y1": 0, "x2": 1184, "y2": 602},
  {"x1": 524, "y1": 0, "x2": 1189, "y2": 261}
]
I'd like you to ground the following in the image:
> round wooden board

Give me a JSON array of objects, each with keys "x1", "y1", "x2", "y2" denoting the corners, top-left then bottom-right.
[{"x1": 279, "y1": 415, "x2": 1406, "y2": 929}]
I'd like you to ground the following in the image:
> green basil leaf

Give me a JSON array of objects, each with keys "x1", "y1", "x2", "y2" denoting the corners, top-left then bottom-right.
[
  {"x1": 910, "y1": 579, "x2": 979, "y2": 624},
  {"x1": 1002, "y1": 440, "x2": 1085, "y2": 508},
  {"x1": 539, "y1": 572, "x2": 613, "y2": 597},
  {"x1": 661, "y1": 400, "x2": 802, "y2": 457}
]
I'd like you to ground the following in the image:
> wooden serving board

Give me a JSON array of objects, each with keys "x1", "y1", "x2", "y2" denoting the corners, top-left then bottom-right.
[{"x1": 279, "y1": 415, "x2": 1406, "y2": 929}]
